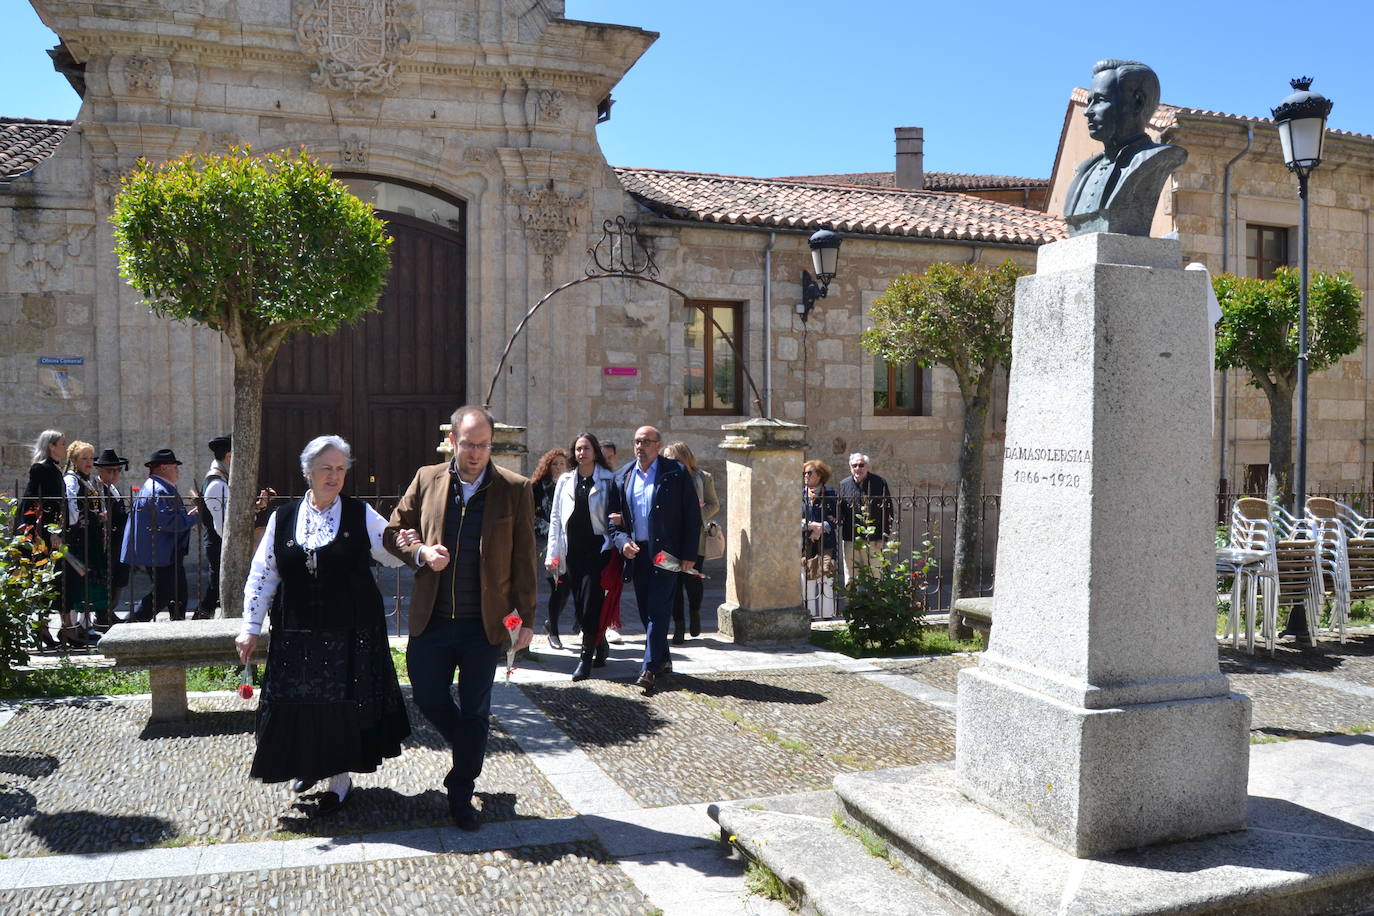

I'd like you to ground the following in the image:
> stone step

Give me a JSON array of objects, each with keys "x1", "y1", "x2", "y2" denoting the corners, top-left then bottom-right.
[{"x1": 709, "y1": 795, "x2": 973, "y2": 916}]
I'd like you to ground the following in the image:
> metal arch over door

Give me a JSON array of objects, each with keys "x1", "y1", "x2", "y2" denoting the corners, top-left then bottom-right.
[{"x1": 260, "y1": 209, "x2": 466, "y2": 497}]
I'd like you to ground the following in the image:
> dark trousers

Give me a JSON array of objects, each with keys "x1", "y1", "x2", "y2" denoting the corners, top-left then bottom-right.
[
  {"x1": 671, "y1": 566, "x2": 704, "y2": 636},
  {"x1": 407, "y1": 615, "x2": 501, "y2": 798},
  {"x1": 544, "y1": 575, "x2": 570, "y2": 631},
  {"x1": 568, "y1": 547, "x2": 610, "y2": 658},
  {"x1": 134, "y1": 561, "x2": 187, "y2": 621},
  {"x1": 200, "y1": 530, "x2": 222, "y2": 616},
  {"x1": 630, "y1": 544, "x2": 677, "y2": 673}
]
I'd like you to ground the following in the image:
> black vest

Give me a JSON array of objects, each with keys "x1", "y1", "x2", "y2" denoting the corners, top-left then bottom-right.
[
  {"x1": 432, "y1": 470, "x2": 489, "y2": 620},
  {"x1": 271, "y1": 495, "x2": 383, "y2": 632}
]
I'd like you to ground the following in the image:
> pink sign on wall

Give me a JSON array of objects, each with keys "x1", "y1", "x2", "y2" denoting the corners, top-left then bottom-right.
[{"x1": 603, "y1": 367, "x2": 639, "y2": 376}]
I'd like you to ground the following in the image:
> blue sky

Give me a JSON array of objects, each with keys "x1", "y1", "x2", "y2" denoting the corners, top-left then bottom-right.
[{"x1": 8, "y1": 1, "x2": 1374, "y2": 180}]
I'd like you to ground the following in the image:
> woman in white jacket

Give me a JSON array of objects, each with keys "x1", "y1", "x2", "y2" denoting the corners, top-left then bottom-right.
[{"x1": 544, "y1": 432, "x2": 616, "y2": 680}]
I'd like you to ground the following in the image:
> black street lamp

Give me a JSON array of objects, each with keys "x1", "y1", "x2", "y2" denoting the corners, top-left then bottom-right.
[
  {"x1": 1272, "y1": 76, "x2": 1332, "y2": 642},
  {"x1": 1271, "y1": 77, "x2": 1332, "y2": 516},
  {"x1": 799, "y1": 229, "x2": 842, "y2": 321}
]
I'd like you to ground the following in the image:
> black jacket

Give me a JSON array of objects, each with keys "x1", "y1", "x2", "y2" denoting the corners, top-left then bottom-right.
[
  {"x1": 836, "y1": 472, "x2": 893, "y2": 542},
  {"x1": 608, "y1": 456, "x2": 703, "y2": 564}
]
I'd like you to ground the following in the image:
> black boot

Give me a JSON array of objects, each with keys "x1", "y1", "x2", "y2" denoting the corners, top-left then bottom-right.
[
  {"x1": 672, "y1": 607, "x2": 685, "y2": 645},
  {"x1": 593, "y1": 638, "x2": 609, "y2": 667},
  {"x1": 571, "y1": 646, "x2": 593, "y2": 681},
  {"x1": 689, "y1": 608, "x2": 701, "y2": 638}
]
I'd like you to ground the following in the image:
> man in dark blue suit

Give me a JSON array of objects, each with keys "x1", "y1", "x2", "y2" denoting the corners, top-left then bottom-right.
[{"x1": 609, "y1": 425, "x2": 702, "y2": 693}]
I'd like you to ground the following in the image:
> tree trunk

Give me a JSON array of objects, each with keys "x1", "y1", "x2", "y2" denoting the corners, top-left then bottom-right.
[
  {"x1": 948, "y1": 382, "x2": 991, "y2": 639},
  {"x1": 219, "y1": 352, "x2": 267, "y2": 619},
  {"x1": 1260, "y1": 376, "x2": 1295, "y2": 510}
]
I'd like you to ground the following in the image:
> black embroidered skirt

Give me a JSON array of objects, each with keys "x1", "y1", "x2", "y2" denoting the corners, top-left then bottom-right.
[{"x1": 250, "y1": 623, "x2": 410, "y2": 784}]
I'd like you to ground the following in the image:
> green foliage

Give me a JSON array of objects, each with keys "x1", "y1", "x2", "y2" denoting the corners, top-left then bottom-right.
[
  {"x1": 861, "y1": 258, "x2": 1025, "y2": 385},
  {"x1": 1213, "y1": 267, "x2": 1364, "y2": 388},
  {"x1": 835, "y1": 523, "x2": 935, "y2": 651},
  {"x1": 743, "y1": 861, "x2": 792, "y2": 905},
  {"x1": 111, "y1": 147, "x2": 392, "y2": 346},
  {"x1": 0, "y1": 497, "x2": 64, "y2": 686}
]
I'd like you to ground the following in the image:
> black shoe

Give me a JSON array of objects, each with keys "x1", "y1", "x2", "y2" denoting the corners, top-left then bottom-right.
[
  {"x1": 660, "y1": 660, "x2": 673, "y2": 675},
  {"x1": 290, "y1": 779, "x2": 316, "y2": 794},
  {"x1": 571, "y1": 660, "x2": 591, "y2": 682},
  {"x1": 634, "y1": 670, "x2": 655, "y2": 693},
  {"x1": 451, "y1": 797, "x2": 480, "y2": 831},
  {"x1": 689, "y1": 611, "x2": 701, "y2": 638},
  {"x1": 593, "y1": 639, "x2": 609, "y2": 667},
  {"x1": 546, "y1": 624, "x2": 563, "y2": 651},
  {"x1": 316, "y1": 789, "x2": 351, "y2": 815},
  {"x1": 672, "y1": 631, "x2": 685, "y2": 645}
]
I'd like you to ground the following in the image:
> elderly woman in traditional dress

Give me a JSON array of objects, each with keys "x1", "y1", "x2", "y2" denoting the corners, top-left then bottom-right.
[{"x1": 235, "y1": 435, "x2": 410, "y2": 814}]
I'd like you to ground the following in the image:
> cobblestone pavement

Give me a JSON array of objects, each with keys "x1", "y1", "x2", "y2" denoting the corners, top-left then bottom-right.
[
  {"x1": 2, "y1": 841, "x2": 651, "y2": 915},
  {"x1": 0, "y1": 696, "x2": 571, "y2": 857},
  {"x1": 2, "y1": 629, "x2": 1373, "y2": 914},
  {"x1": 874, "y1": 654, "x2": 980, "y2": 695},
  {"x1": 523, "y1": 667, "x2": 954, "y2": 807}
]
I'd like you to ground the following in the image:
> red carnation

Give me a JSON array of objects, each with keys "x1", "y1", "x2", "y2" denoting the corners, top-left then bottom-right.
[
  {"x1": 654, "y1": 552, "x2": 666, "y2": 565},
  {"x1": 238, "y1": 683, "x2": 254, "y2": 700},
  {"x1": 503, "y1": 613, "x2": 522, "y2": 631}
]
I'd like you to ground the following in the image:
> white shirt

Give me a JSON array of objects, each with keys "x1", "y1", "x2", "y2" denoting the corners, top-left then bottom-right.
[
  {"x1": 203, "y1": 460, "x2": 229, "y2": 537},
  {"x1": 63, "y1": 471, "x2": 86, "y2": 525},
  {"x1": 241, "y1": 496, "x2": 403, "y2": 635}
]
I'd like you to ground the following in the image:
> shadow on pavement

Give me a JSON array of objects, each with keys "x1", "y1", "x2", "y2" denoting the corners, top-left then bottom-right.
[
  {"x1": 26, "y1": 810, "x2": 177, "y2": 853},
  {"x1": 520, "y1": 683, "x2": 672, "y2": 748},
  {"x1": 276, "y1": 786, "x2": 450, "y2": 836},
  {"x1": 665, "y1": 675, "x2": 827, "y2": 706},
  {"x1": 138, "y1": 707, "x2": 257, "y2": 740}
]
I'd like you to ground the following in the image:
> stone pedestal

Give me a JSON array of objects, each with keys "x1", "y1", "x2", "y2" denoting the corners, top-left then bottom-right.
[
  {"x1": 716, "y1": 419, "x2": 810, "y2": 644},
  {"x1": 955, "y1": 233, "x2": 1251, "y2": 856}
]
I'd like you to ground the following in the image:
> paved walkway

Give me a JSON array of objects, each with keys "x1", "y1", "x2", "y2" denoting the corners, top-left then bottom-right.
[{"x1": 2, "y1": 627, "x2": 1373, "y2": 913}]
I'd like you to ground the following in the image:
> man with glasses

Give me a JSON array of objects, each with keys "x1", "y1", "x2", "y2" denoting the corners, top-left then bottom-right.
[
  {"x1": 385, "y1": 405, "x2": 536, "y2": 831},
  {"x1": 608, "y1": 425, "x2": 702, "y2": 693},
  {"x1": 836, "y1": 452, "x2": 893, "y2": 589}
]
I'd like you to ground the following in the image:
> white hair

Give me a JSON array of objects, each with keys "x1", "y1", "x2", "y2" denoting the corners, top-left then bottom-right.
[
  {"x1": 32, "y1": 429, "x2": 64, "y2": 465},
  {"x1": 300, "y1": 435, "x2": 354, "y2": 480},
  {"x1": 849, "y1": 452, "x2": 870, "y2": 466}
]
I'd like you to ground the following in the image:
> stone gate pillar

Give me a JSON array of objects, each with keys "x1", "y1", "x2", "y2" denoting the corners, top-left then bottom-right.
[{"x1": 717, "y1": 419, "x2": 810, "y2": 644}]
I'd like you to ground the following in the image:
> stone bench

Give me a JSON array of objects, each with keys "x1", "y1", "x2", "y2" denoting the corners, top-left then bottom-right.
[
  {"x1": 96, "y1": 619, "x2": 269, "y2": 723},
  {"x1": 952, "y1": 596, "x2": 993, "y2": 640}
]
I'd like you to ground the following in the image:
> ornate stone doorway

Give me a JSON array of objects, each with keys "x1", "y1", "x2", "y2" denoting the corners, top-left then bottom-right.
[{"x1": 260, "y1": 182, "x2": 466, "y2": 496}]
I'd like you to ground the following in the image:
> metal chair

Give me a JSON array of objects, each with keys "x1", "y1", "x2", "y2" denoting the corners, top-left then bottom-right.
[{"x1": 1231, "y1": 498, "x2": 1320, "y2": 650}]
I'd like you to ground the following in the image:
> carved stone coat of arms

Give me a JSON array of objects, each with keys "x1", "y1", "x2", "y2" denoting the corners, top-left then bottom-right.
[{"x1": 296, "y1": 0, "x2": 418, "y2": 95}]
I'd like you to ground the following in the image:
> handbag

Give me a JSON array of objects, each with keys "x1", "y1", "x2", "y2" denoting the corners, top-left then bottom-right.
[
  {"x1": 803, "y1": 553, "x2": 835, "y2": 581},
  {"x1": 703, "y1": 520, "x2": 726, "y2": 560}
]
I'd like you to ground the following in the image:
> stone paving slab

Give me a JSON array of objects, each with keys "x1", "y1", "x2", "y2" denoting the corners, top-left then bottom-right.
[
  {"x1": 0, "y1": 693, "x2": 571, "y2": 857},
  {"x1": 523, "y1": 666, "x2": 955, "y2": 808},
  {"x1": 0, "y1": 841, "x2": 652, "y2": 914},
  {"x1": 1222, "y1": 632, "x2": 1374, "y2": 686}
]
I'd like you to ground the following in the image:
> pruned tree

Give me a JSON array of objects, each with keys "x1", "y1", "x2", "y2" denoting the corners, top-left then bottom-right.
[
  {"x1": 1213, "y1": 267, "x2": 1363, "y2": 506},
  {"x1": 111, "y1": 147, "x2": 392, "y2": 618},
  {"x1": 862, "y1": 258, "x2": 1025, "y2": 637}
]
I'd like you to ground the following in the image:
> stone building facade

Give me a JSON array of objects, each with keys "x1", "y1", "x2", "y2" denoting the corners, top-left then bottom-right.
[
  {"x1": 1048, "y1": 88, "x2": 1374, "y2": 493},
  {"x1": 2, "y1": 0, "x2": 1059, "y2": 513}
]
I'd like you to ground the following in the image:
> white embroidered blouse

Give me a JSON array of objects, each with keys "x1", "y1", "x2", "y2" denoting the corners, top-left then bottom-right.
[{"x1": 240, "y1": 496, "x2": 403, "y2": 635}]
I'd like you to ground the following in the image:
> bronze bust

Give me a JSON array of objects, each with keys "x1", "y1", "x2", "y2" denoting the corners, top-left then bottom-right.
[{"x1": 1063, "y1": 59, "x2": 1186, "y2": 236}]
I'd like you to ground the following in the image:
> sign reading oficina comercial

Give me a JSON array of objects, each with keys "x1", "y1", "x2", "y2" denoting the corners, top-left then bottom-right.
[{"x1": 38, "y1": 356, "x2": 85, "y2": 366}]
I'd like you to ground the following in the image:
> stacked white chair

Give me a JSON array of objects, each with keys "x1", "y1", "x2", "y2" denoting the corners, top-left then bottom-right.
[{"x1": 1229, "y1": 498, "x2": 1321, "y2": 652}]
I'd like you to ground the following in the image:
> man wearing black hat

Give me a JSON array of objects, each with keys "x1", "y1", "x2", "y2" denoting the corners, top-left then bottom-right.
[
  {"x1": 93, "y1": 449, "x2": 131, "y2": 624},
  {"x1": 197, "y1": 436, "x2": 233, "y2": 619},
  {"x1": 121, "y1": 449, "x2": 199, "y2": 622}
]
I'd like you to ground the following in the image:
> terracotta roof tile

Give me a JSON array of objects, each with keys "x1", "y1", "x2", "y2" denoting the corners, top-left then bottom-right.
[
  {"x1": 0, "y1": 117, "x2": 72, "y2": 179},
  {"x1": 614, "y1": 167, "x2": 1065, "y2": 246},
  {"x1": 777, "y1": 170, "x2": 1050, "y2": 191}
]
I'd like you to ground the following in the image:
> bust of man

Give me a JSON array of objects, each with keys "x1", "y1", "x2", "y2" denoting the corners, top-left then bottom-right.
[{"x1": 1063, "y1": 59, "x2": 1187, "y2": 237}]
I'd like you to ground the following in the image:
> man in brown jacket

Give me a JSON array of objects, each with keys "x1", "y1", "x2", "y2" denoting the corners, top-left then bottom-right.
[{"x1": 386, "y1": 405, "x2": 535, "y2": 831}]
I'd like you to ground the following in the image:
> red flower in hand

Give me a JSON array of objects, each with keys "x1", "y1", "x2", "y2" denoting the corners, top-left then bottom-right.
[
  {"x1": 503, "y1": 613, "x2": 522, "y2": 632},
  {"x1": 654, "y1": 552, "x2": 666, "y2": 565},
  {"x1": 238, "y1": 683, "x2": 254, "y2": 700}
]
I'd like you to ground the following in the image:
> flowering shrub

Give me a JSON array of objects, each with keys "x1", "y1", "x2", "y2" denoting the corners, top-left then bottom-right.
[
  {"x1": 837, "y1": 521, "x2": 936, "y2": 651},
  {"x1": 0, "y1": 496, "x2": 64, "y2": 685}
]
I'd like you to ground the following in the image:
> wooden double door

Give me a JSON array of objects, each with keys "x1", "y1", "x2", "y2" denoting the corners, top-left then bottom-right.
[{"x1": 261, "y1": 210, "x2": 465, "y2": 497}]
